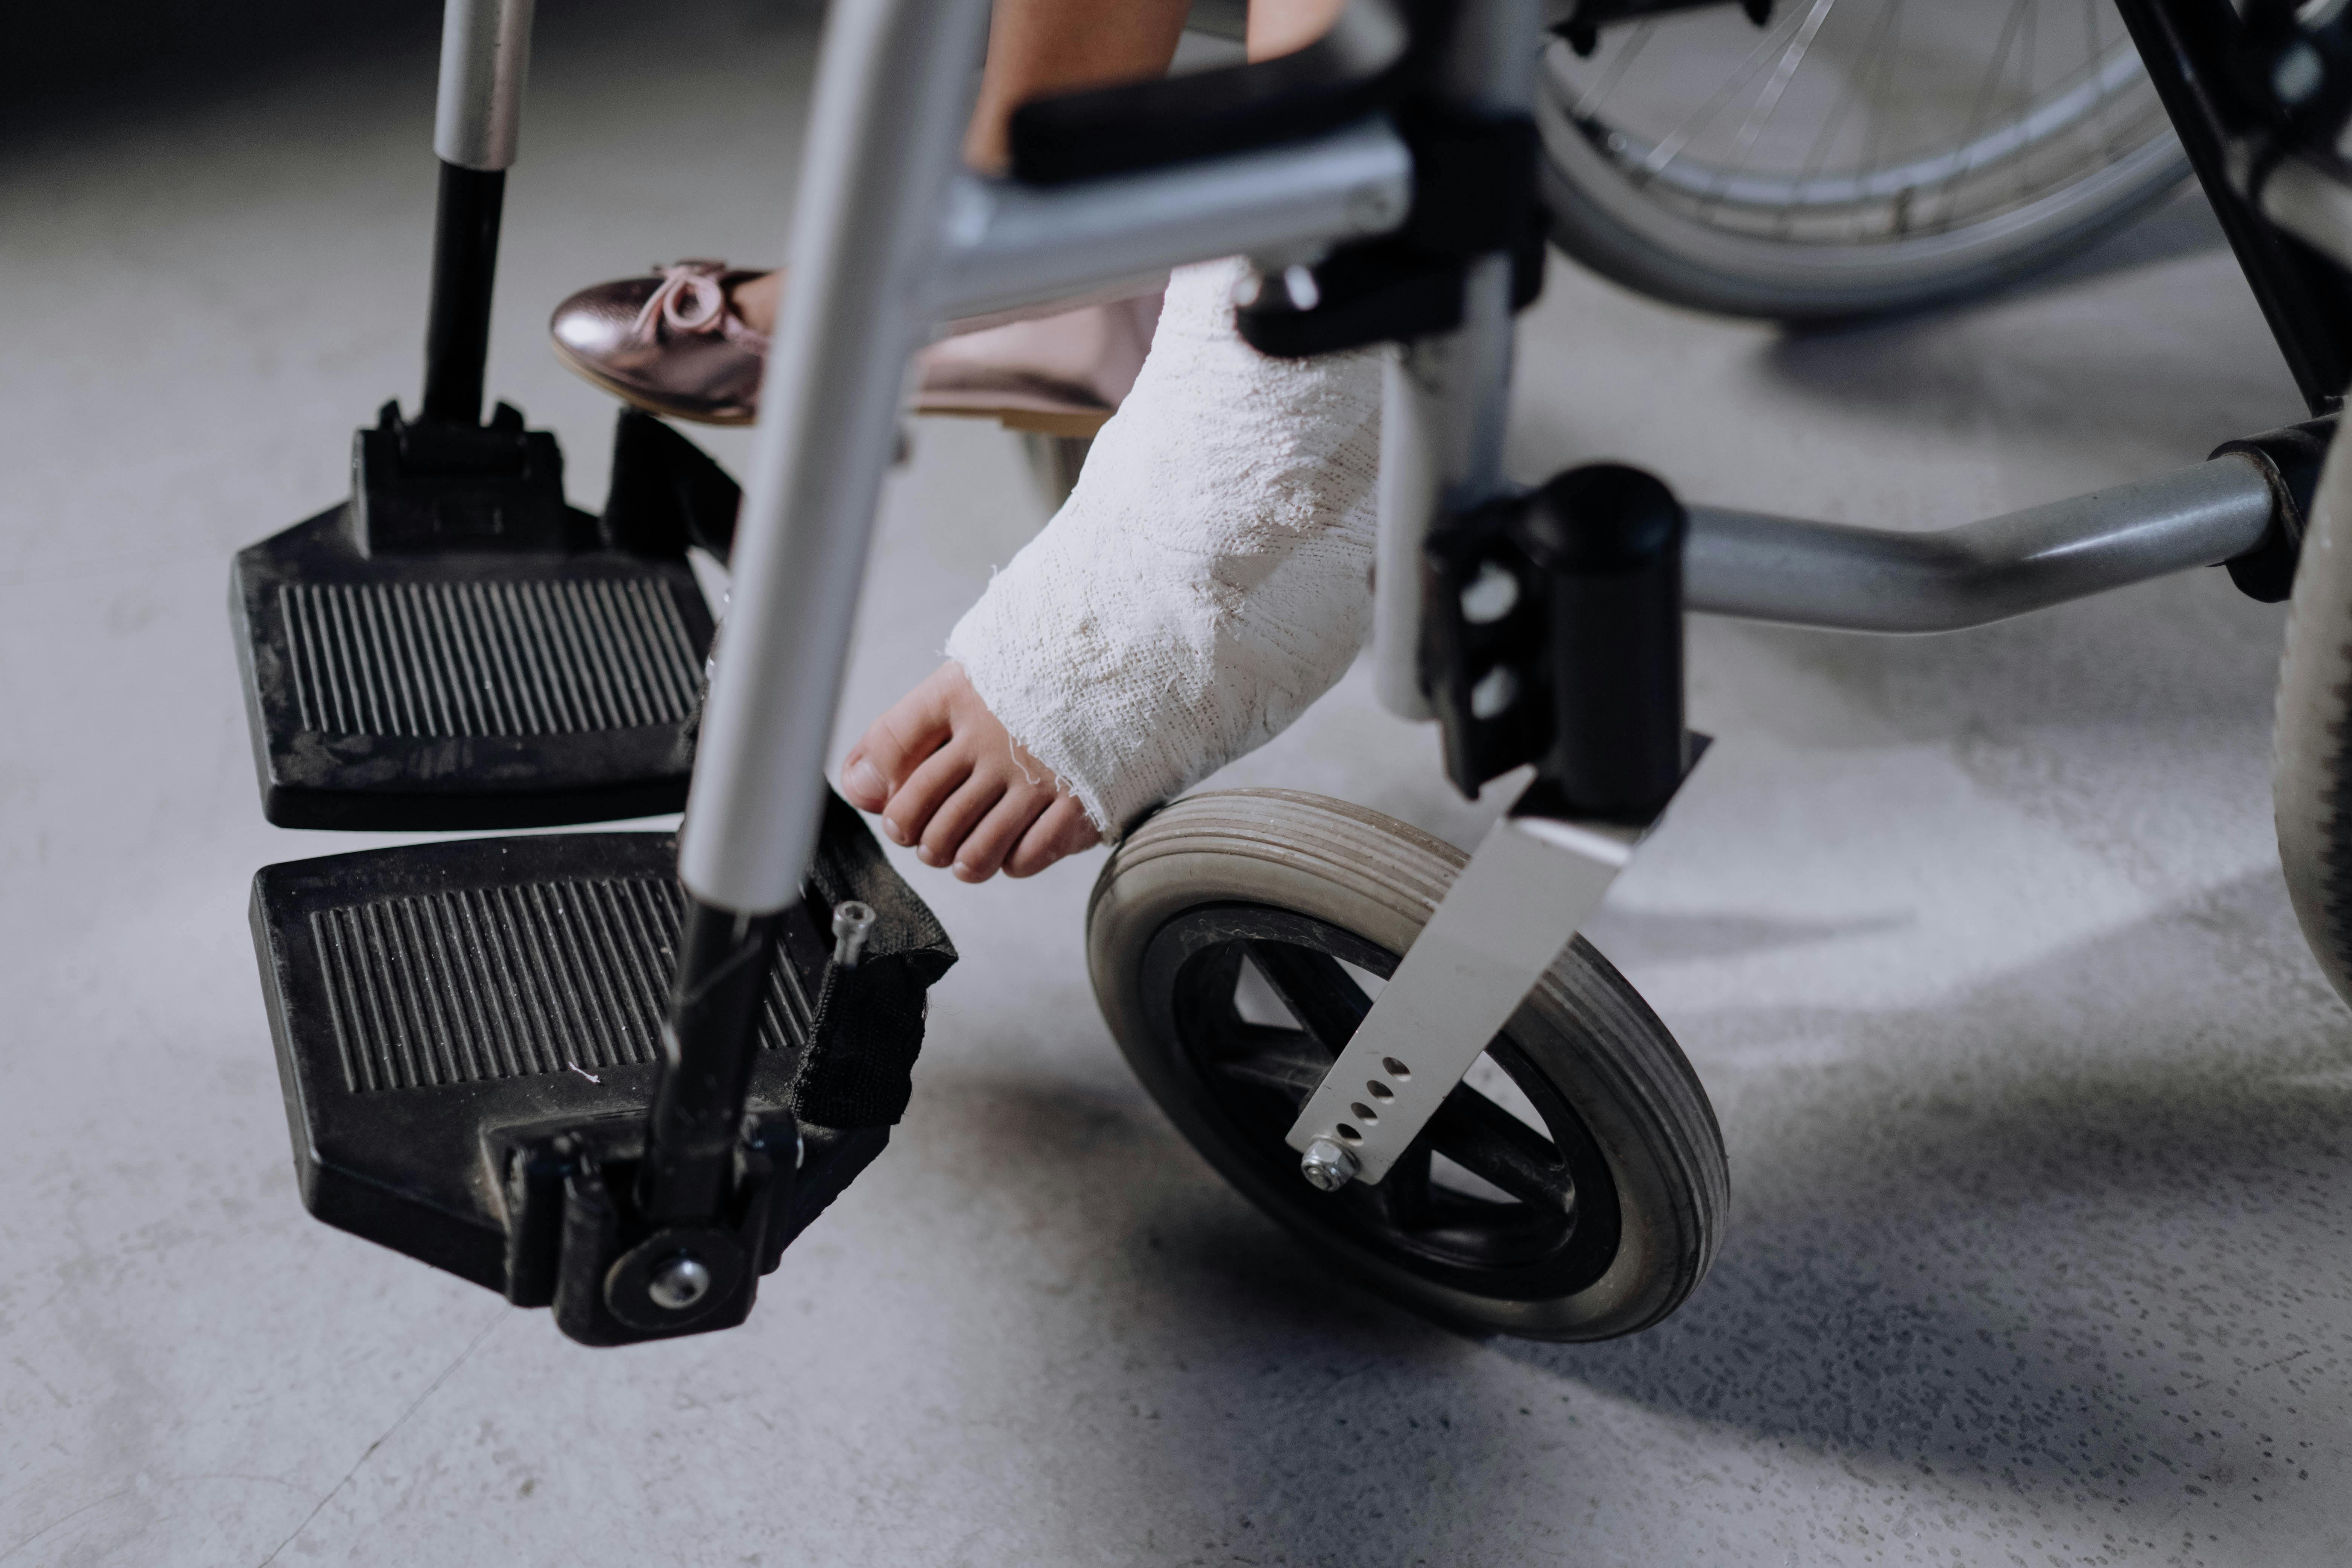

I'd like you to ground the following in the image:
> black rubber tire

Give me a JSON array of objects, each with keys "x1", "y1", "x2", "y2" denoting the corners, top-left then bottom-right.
[
  {"x1": 1086, "y1": 789, "x2": 1727, "y2": 1340},
  {"x1": 2275, "y1": 431, "x2": 2352, "y2": 1009},
  {"x1": 1535, "y1": 49, "x2": 2192, "y2": 323}
]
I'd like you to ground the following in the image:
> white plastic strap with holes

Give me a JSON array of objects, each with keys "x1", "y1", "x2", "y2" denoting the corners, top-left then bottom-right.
[{"x1": 1284, "y1": 813, "x2": 1637, "y2": 1184}]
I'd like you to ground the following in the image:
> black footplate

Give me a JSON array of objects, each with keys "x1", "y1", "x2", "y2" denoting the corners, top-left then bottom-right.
[
  {"x1": 248, "y1": 803, "x2": 954, "y2": 1344},
  {"x1": 231, "y1": 406, "x2": 743, "y2": 830}
]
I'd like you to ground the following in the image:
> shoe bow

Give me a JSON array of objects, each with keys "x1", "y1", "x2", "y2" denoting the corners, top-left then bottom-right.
[{"x1": 630, "y1": 260, "x2": 732, "y2": 342}]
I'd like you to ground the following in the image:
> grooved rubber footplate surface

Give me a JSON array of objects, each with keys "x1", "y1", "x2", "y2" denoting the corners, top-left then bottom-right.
[
  {"x1": 250, "y1": 832, "x2": 860, "y2": 1292},
  {"x1": 232, "y1": 507, "x2": 715, "y2": 830}
]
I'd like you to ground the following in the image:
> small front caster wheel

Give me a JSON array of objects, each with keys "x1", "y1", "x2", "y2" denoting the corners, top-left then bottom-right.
[{"x1": 1087, "y1": 790, "x2": 1727, "y2": 1340}]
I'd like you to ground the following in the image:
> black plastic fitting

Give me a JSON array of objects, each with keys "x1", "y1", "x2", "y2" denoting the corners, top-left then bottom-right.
[
  {"x1": 1521, "y1": 465, "x2": 1689, "y2": 821},
  {"x1": 1234, "y1": 105, "x2": 1545, "y2": 359},
  {"x1": 1421, "y1": 463, "x2": 1689, "y2": 821},
  {"x1": 2213, "y1": 412, "x2": 2338, "y2": 602}
]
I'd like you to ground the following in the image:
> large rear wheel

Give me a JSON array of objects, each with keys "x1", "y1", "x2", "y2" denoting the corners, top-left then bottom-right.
[
  {"x1": 2274, "y1": 430, "x2": 2352, "y2": 1009},
  {"x1": 1537, "y1": 0, "x2": 2191, "y2": 319}
]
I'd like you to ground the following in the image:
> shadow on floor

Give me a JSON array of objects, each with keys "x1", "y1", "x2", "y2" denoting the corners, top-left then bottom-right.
[
  {"x1": 1741, "y1": 189, "x2": 2303, "y2": 458},
  {"x1": 923, "y1": 865, "x2": 2347, "y2": 1563},
  {"x1": 1712, "y1": 564, "x2": 2284, "y2": 743}
]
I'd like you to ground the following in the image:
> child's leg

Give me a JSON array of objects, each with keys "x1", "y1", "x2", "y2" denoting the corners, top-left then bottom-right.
[
  {"x1": 729, "y1": 0, "x2": 1194, "y2": 334},
  {"x1": 736, "y1": 0, "x2": 1348, "y2": 331},
  {"x1": 838, "y1": 0, "x2": 1372, "y2": 882},
  {"x1": 840, "y1": 257, "x2": 1384, "y2": 878}
]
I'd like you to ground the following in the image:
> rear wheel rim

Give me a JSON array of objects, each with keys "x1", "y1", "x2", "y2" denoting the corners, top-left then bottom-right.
[{"x1": 1547, "y1": 0, "x2": 2177, "y2": 249}]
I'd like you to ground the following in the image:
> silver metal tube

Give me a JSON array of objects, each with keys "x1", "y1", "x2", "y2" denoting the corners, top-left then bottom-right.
[
  {"x1": 1373, "y1": 351, "x2": 1442, "y2": 718},
  {"x1": 935, "y1": 119, "x2": 1413, "y2": 321},
  {"x1": 1683, "y1": 454, "x2": 2275, "y2": 634},
  {"x1": 1367, "y1": 0, "x2": 1541, "y2": 720},
  {"x1": 1370, "y1": 261, "x2": 1516, "y2": 721},
  {"x1": 433, "y1": 0, "x2": 535, "y2": 170},
  {"x1": 678, "y1": 0, "x2": 993, "y2": 913}
]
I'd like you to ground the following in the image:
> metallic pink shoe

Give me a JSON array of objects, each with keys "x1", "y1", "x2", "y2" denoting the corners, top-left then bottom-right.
[
  {"x1": 550, "y1": 260, "x2": 770, "y2": 425},
  {"x1": 549, "y1": 261, "x2": 1159, "y2": 434},
  {"x1": 916, "y1": 291, "x2": 1159, "y2": 437}
]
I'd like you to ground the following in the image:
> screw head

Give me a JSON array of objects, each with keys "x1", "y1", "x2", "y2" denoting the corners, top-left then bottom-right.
[
  {"x1": 1299, "y1": 1136, "x2": 1360, "y2": 1193},
  {"x1": 647, "y1": 1254, "x2": 712, "y2": 1311},
  {"x1": 831, "y1": 900, "x2": 878, "y2": 967}
]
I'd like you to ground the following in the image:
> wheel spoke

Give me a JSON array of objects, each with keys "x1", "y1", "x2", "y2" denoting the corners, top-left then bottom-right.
[
  {"x1": 1942, "y1": 0, "x2": 2032, "y2": 214},
  {"x1": 1363, "y1": 1142, "x2": 1435, "y2": 1230},
  {"x1": 1427, "y1": 1086, "x2": 1577, "y2": 1213},
  {"x1": 1721, "y1": 0, "x2": 1842, "y2": 189},
  {"x1": 1243, "y1": 942, "x2": 1370, "y2": 1057},
  {"x1": 1856, "y1": 0, "x2": 1907, "y2": 213},
  {"x1": 1641, "y1": 3, "x2": 1811, "y2": 176},
  {"x1": 1574, "y1": 19, "x2": 1657, "y2": 121},
  {"x1": 1233, "y1": 940, "x2": 1573, "y2": 1212},
  {"x1": 2082, "y1": 0, "x2": 2113, "y2": 158},
  {"x1": 1792, "y1": 0, "x2": 1903, "y2": 216},
  {"x1": 1203, "y1": 1025, "x2": 1329, "y2": 1102}
]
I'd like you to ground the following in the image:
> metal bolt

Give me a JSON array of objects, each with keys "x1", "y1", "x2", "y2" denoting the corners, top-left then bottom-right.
[
  {"x1": 831, "y1": 900, "x2": 877, "y2": 968},
  {"x1": 647, "y1": 1254, "x2": 712, "y2": 1311},
  {"x1": 1299, "y1": 1136, "x2": 1360, "y2": 1193}
]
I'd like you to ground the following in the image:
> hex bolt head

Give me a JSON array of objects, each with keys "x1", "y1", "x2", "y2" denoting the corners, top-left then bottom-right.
[
  {"x1": 647, "y1": 1254, "x2": 712, "y2": 1312},
  {"x1": 1299, "y1": 1136, "x2": 1360, "y2": 1193},
  {"x1": 831, "y1": 900, "x2": 878, "y2": 968}
]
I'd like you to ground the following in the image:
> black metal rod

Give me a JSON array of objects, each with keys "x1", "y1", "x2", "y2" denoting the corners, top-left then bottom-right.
[
  {"x1": 421, "y1": 160, "x2": 507, "y2": 426},
  {"x1": 640, "y1": 898, "x2": 779, "y2": 1223},
  {"x1": 2110, "y1": 0, "x2": 2352, "y2": 414}
]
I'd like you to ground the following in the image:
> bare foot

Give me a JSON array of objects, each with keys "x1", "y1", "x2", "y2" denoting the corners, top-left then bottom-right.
[
  {"x1": 840, "y1": 662, "x2": 1100, "y2": 881},
  {"x1": 730, "y1": 269, "x2": 781, "y2": 335}
]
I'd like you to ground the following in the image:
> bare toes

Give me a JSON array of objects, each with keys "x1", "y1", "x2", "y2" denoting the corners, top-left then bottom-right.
[
  {"x1": 1004, "y1": 796, "x2": 1100, "y2": 879},
  {"x1": 920, "y1": 774, "x2": 1009, "y2": 870},
  {"x1": 842, "y1": 672, "x2": 955, "y2": 810},
  {"x1": 881, "y1": 743, "x2": 972, "y2": 850},
  {"x1": 951, "y1": 789, "x2": 1053, "y2": 882}
]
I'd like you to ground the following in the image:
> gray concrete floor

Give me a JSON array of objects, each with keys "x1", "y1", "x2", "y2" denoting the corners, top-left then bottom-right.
[{"x1": 3, "y1": 3, "x2": 2347, "y2": 1564}]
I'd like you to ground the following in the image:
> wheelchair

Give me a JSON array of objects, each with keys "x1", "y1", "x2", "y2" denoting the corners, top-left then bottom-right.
[{"x1": 227, "y1": 0, "x2": 2352, "y2": 1344}]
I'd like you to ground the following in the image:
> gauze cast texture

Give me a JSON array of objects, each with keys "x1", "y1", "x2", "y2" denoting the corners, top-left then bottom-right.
[{"x1": 945, "y1": 257, "x2": 1383, "y2": 839}]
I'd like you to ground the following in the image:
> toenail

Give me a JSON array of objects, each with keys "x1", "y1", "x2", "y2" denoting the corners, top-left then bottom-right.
[
  {"x1": 917, "y1": 845, "x2": 944, "y2": 867},
  {"x1": 880, "y1": 818, "x2": 910, "y2": 845},
  {"x1": 845, "y1": 758, "x2": 885, "y2": 802}
]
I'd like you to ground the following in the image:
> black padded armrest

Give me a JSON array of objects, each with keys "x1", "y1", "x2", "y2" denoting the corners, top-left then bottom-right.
[{"x1": 1007, "y1": 0, "x2": 1418, "y2": 185}]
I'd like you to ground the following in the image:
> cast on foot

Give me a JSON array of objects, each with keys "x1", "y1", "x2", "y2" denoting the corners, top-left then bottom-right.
[{"x1": 839, "y1": 661, "x2": 1101, "y2": 882}]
